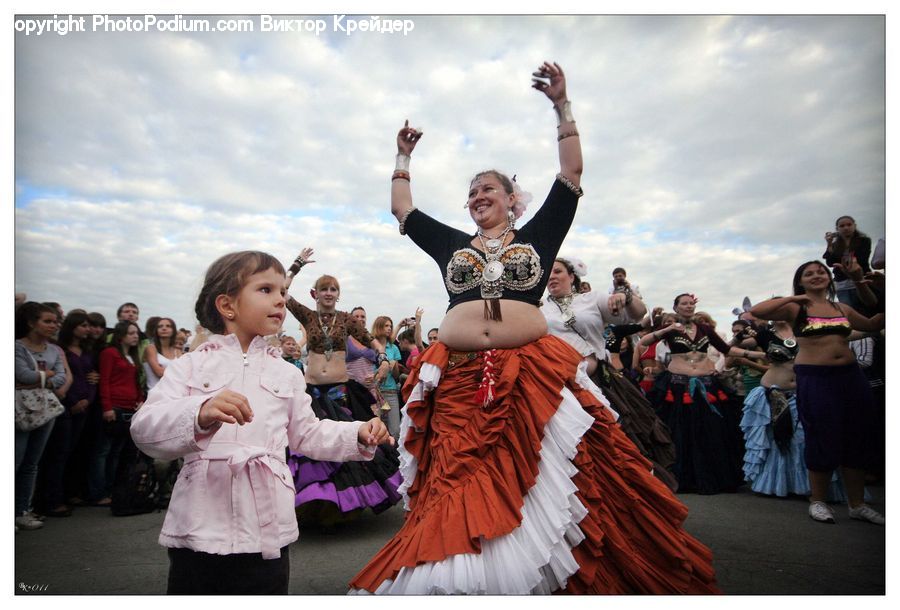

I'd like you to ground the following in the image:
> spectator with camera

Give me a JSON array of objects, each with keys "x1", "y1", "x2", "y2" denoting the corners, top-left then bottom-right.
[{"x1": 823, "y1": 215, "x2": 872, "y2": 309}]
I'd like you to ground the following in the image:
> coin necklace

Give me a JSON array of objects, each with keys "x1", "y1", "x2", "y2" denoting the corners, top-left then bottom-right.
[
  {"x1": 477, "y1": 225, "x2": 511, "y2": 284},
  {"x1": 317, "y1": 310, "x2": 336, "y2": 361}
]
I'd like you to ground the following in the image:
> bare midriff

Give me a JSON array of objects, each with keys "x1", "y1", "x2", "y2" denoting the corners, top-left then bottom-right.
[
  {"x1": 438, "y1": 300, "x2": 548, "y2": 352},
  {"x1": 667, "y1": 352, "x2": 717, "y2": 377},
  {"x1": 305, "y1": 351, "x2": 349, "y2": 386},
  {"x1": 761, "y1": 361, "x2": 796, "y2": 390},
  {"x1": 794, "y1": 335, "x2": 856, "y2": 366}
]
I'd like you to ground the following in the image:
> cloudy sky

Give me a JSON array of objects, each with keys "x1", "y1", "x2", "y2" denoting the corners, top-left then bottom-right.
[{"x1": 12, "y1": 10, "x2": 886, "y2": 340}]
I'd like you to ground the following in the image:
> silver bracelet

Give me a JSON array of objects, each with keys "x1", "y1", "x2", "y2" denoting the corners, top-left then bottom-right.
[
  {"x1": 554, "y1": 100, "x2": 575, "y2": 126},
  {"x1": 398, "y1": 206, "x2": 417, "y2": 235},
  {"x1": 395, "y1": 154, "x2": 411, "y2": 171}
]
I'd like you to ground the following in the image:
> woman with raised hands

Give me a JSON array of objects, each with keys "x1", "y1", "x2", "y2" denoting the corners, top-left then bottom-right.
[
  {"x1": 283, "y1": 249, "x2": 402, "y2": 527},
  {"x1": 750, "y1": 261, "x2": 885, "y2": 525},
  {"x1": 640, "y1": 293, "x2": 765, "y2": 495},
  {"x1": 349, "y1": 61, "x2": 718, "y2": 595}
]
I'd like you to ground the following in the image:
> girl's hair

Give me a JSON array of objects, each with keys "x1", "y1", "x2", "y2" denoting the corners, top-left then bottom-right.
[
  {"x1": 15, "y1": 302, "x2": 58, "y2": 339},
  {"x1": 792, "y1": 260, "x2": 837, "y2": 301},
  {"x1": 831, "y1": 215, "x2": 869, "y2": 260},
  {"x1": 111, "y1": 321, "x2": 142, "y2": 366},
  {"x1": 58, "y1": 311, "x2": 92, "y2": 349},
  {"x1": 371, "y1": 316, "x2": 393, "y2": 339},
  {"x1": 732, "y1": 319, "x2": 751, "y2": 329},
  {"x1": 87, "y1": 312, "x2": 107, "y2": 328},
  {"x1": 313, "y1": 274, "x2": 340, "y2": 293},
  {"x1": 144, "y1": 316, "x2": 161, "y2": 339},
  {"x1": 153, "y1": 317, "x2": 178, "y2": 353},
  {"x1": 397, "y1": 329, "x2": 416, "y2": 344},
  {"x1": 673, "y1": 293, "x2": 694, "y2": 309},
  {"x1": 553, "y1": 258, "x2": 582, "y2": 292},
  {"x1": 694, "y1": 311, "x2": 715, "y2": 327},
  {"x1": 471, "y1": 170, "x2": 514, "y2": 195},
  {"x1": 195, "y1": 251, "x2": 286, "y2": 335},
  {"x1": 656, "y1": 313, "x2": 677, "y2": 330}
]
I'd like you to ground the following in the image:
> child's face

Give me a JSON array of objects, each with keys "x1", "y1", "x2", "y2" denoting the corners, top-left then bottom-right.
[
  {"x1": 230, "y1": 267, "x2": 286, "y2": 340},
  {"x1": 281, "y1": 339, "x2": 298, "y2": 357}
]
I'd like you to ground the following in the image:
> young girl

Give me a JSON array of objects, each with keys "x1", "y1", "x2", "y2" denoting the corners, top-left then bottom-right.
[
  {"x1": 143, "y1": 317, "x2": 180, "y2": 390},
  {"x1": 130, "y1": 250, "x2": 391, "y2": 594},
  {"x1": 99, "y1": 320, "x2": 145, "y2": 502}
]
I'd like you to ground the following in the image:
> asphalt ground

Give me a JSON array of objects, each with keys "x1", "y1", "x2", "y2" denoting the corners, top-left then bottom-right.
[{"x1": 12, "y1": 484, "x2": 885, "y2": 597}]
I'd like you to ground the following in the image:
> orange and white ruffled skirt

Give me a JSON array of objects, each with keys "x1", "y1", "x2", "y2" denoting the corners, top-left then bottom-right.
[{"x1": 349, "y1": 335, "x2": 718, "y2": 594}]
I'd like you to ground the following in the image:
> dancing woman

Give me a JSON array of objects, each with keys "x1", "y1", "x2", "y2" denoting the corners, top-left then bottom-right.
[
  {"x1": 283, "y1": 253, "x2": 402, "y2": 523},
  {"x1": 544, "y1": 257, "x2": 678, "y2": 491},
  {"x1": 640, "y1": 294, "x2": 765, "y2": 494},
  {"x1": 350, "y1": 61, "x2": 718, "y2": 594},
  {"x1": 750, "y1": 261, "x2": 885, "y2": 524}
]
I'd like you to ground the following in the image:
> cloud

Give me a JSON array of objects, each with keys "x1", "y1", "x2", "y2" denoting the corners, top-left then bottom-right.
[{"x1": 14, "y1": 14, "x2": 885, "y2": 335}]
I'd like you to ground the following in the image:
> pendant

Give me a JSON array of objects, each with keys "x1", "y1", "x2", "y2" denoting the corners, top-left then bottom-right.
[
  {"x1": 325, "y1": 348, "x2": 333, "y2": 361},
  {"x1": 783, "y1": 338, "x2": 797, "y2": 348},
  {"x1": 483, "y1": 260, "x2": 504, "y2": 282},
  {"x1": 485, "y1": 238, "x2": 502, "y2": 249}
]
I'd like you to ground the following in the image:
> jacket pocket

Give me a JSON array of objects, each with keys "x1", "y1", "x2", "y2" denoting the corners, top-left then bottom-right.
[
  {"x1": 161, "y1": 459, "x2": 207, "y2": 536},
  {"x1": 186, "y1": 371, "x2": 233, "y2": 396},
  {"x1": 259, "y1": 374, "x2": 295, "y2": 400}
]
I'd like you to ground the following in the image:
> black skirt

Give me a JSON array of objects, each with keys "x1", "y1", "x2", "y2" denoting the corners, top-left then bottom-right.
[{"x1": 647, "y1": 371, "x2": 744, "y2": 494}]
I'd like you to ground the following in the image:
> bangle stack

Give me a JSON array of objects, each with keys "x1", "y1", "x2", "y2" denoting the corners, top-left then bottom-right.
[{"x1": 392, "y1": 170, "x2": 410, "y2": 182}]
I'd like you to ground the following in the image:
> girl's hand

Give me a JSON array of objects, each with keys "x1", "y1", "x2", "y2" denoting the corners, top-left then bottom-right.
[
  {"x1": 668, "y1": 323, "x2": 684, "y2": 334},
  {"x1": 103, "y1": 410, "x2": 116, "y2": 423},
  {"x1": 531, "y1": 61, "x2": 568, "y2": 106},
  {"x1": 397, "y1": 120, "x2": 423, "y2": 156},
  {"x1": 198, "y1": 389, "x2": 254, "y2": 428},
  {"x1": 71, "y1": 399, "x2": 90, "y2": 415},
  {"x1": 358, "y1": 417, "x2": 394, "y2": 446},
  {"x1": 415, "y1": 307, "x2": 424, "y2": 321}
]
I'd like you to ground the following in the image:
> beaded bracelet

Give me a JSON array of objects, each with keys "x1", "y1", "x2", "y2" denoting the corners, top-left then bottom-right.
[
  {"x1": 556, "y1": 173, "x2": 584, "y2": 198},
  {"x1": 557, "y1": 130, "x2": 580, "y2": 142}
]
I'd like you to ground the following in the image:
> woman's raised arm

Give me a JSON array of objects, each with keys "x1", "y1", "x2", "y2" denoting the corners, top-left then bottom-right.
[
  {"x1": 392, "y1": 120, "x2": 423, "y2": 222},
  {"x1": 532, "y1": 61, "x2": 582, "y2": 187}
]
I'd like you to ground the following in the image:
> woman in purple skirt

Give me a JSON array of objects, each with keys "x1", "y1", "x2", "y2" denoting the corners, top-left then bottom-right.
[{"x1": 750, "y1": 260, "x2": 884, "y2": 525}]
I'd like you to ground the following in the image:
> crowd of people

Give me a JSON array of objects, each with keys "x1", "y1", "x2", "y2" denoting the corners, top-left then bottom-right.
[{"x1": 14, "y1": 61, "x2": 886, "y2": 595}]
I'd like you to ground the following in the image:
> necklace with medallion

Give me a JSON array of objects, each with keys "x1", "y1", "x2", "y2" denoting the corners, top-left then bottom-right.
[{"x1": 317, "y1": 310, "x2": 337, "y2": 361}]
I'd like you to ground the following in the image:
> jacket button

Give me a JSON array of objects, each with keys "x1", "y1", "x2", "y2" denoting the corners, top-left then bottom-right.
[
  {"x1": 203, "y1": 382, "x2": 209, "y2": 388},
  {"x1": 274, "y1": 388, "x2": 279, "y2": 393}
]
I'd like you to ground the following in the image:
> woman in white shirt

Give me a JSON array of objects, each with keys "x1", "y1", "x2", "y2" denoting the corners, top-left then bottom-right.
[{"x1": 543, "y1": 257, "x2": 677, "y2": 491}]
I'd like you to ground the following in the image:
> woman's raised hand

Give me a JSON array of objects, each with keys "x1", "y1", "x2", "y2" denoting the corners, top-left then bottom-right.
[
  {"x1": 531, "y1": 61, "x2": 568, "y2": 106},
  {"x1": 397, "y1": 120, "x2": 423, "y2": 156}
]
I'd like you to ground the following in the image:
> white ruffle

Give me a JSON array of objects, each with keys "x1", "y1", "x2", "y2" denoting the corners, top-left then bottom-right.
[
  {"x1": 395, "y1": 362, "x2": 442, "y2": 510},
  {"x1": 350, "y1": 384, "x2": 596, "y2": 595},
  {"x1": 574, "y1": 359, "x2": 619, "y2": 421}
]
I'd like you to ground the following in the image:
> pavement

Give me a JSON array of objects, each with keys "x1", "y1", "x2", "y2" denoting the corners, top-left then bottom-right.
[{"x1": 13, "y1": 485, "x2": 885, "y2": 596}]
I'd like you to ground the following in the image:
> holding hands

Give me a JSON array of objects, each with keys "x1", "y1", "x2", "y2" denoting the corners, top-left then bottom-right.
[{"x1": 358, "y1": 417, "x2": 394, "y2": 447}]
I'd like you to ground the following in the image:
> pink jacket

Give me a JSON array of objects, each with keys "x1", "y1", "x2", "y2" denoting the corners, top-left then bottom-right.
[{"x1": 130, "y1": 333, "x2": 374, "y2": 559}]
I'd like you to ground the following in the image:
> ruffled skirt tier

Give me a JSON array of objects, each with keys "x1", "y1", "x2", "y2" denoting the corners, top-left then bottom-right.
[
  {"x1": 288, "y1": 380, "x2": 402, "y2": 520},
  {"x1": 348, "y1": 336, "x2": 718, "y2": 594}
]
